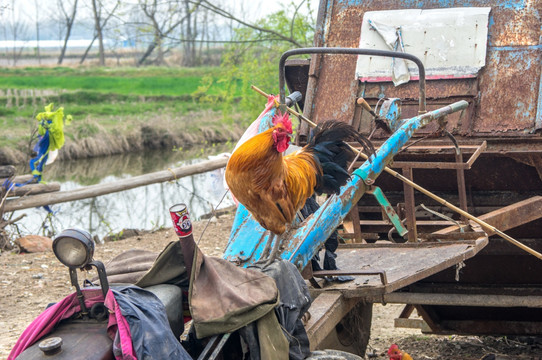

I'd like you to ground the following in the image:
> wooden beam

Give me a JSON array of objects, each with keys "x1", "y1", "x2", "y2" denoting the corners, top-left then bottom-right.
[
  {"x1": 382, "y1": 292, "x2": 542, "y2": 308},
  {"x1": 305, "y1": 292, "x2": 357, "y2": 350},
  {"x1": 3, "y1": 157, "x2": 228, "y2": 212},
  {"x1": 0, "y1": 175, "x2": 36, "y2": 184},
  {"x1": 8, "y1": 182, "x2": 60, "y2": 197},
  {"x1": 433, "y1": 196, "x2": 542, "y2": 236},
  {"x1": 0, "y1": 165, "x2": 15, "y2": 178}
]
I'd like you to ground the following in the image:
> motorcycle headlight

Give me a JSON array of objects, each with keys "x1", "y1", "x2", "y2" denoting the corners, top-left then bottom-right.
[{"x1": 53, "y1": 228, "x2": 94, "y2": 268}]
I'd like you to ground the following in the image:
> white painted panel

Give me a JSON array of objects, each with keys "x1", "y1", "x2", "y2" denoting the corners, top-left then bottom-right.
[{"x1": 355, "y1": 7, "x2": 491, "y2": 82}]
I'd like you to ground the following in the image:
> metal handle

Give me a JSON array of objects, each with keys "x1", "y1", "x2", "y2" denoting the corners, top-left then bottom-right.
[{"x1": 278, "y1": 47, "x2": 427, "y2": 114}]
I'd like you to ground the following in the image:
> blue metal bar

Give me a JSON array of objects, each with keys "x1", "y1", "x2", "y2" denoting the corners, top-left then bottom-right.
[
  {"x1": 223, "y1": 101, "x2": 468, "y2": 268},
  {"x1": 282, "y1": 100, "x2": 469, "y2": 269}
]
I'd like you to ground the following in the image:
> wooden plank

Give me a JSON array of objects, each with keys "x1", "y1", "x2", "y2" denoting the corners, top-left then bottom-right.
[
  {"x1": 0, "y1": 165, "x2": 15, "y2": 178},
  {"x1": 7, "y1": 182, "x2": 60, "y2": 197},
  {"x1": 305, "y1": 292, "x2": 357, "y2": 350},
  {"x1": 381, "y1": 292, "x2": 542, "y2": 308},
  {"x1": 342, "y1": 204, "x2": 365, "y2": 243},
  {"x1": 433, "y1": 196, "x2": 542, "y2": 236},
  {"x1": 3, "y1": 157, "x2": 228, "y2": 212},
  {"x1": 394, "y1": 318, "x2": 431, "y2": 332},
  {"x1": 0, "y1": 175, "x2": 36, "y2": 184},
  {"x1": 313, "y1": 238, "x2": 488, "y2": 298}
]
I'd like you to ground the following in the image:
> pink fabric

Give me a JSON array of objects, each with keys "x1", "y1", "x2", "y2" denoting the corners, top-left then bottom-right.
[
  {"x1": 8, "y1": 288, "x2": 104, "y2": 359},
  {"x1": 105, "y1": 291, "x2": 137, "y2": 359},
  {"x1": 231, "y1": 95, "x2": 277, "y2": 154}
]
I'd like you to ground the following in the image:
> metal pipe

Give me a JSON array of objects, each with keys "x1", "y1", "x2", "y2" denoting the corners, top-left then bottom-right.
[
  {"x1": 284, "y1": 101, "x2": 468, "y2": 269},
  {"x1": 278, "y1": 47, "x2": 427, "y2": 114},
  {"x1": 377, "y1": 292, "x2": 542, "y2": 308}
]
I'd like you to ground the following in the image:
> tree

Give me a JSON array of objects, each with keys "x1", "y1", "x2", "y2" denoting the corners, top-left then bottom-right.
[
  {"x1": 33, "y1": 0, "x2": 41, "y2": 64},
  {"x1": 181, "y1": 0, "x2": 196, "y2": 66},
  {"x1": 196, "y1": 1, "x2": 314, "y2": 121},
  {"x1": 2, "y1": 0, "x2": 29, "y2": 66},
  {"x1": 195, "y1": 0, "x2": 307, "y2": 48},
  {"x1": 57, "y1": 0, "x2": 78, "y2": 65},
  {"x1": 80, "y1": 0, "x2": 120, "y2": 65},
  {"x1": 136, "y1": 0, "x2": 203, "y2": 66},
  {"x1": 91, "y1": 0, "x2": 105, "y2": 65}
]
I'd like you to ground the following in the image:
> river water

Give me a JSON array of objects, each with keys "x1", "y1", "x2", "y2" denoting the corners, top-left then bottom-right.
[{"x1": 11, "y1": 144, "x2": 236, "y2": 240}]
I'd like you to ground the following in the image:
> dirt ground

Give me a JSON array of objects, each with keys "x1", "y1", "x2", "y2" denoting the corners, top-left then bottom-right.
[{"x1": 1, "y1": 214, "x2": 540, "y2": 359}]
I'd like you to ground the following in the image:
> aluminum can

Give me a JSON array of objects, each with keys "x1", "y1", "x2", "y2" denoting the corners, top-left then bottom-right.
[{"x1": 169, "y1": 203, "x2": 193, "y2": 238}]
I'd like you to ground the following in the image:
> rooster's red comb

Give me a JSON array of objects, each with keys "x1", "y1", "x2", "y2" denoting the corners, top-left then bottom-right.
[
  {"x1": 272, "y1": 112, "x2": 293, "y2": 134},
  {"x1": 388, "y1": 344, "x2": 399, "y2": 354}
]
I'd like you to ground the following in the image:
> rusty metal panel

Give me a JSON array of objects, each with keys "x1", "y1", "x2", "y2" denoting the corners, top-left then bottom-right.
[
  {"x1": 474, "y1": 47, "x2": 542, "y2": 133},
  {"x1": 17, "y1": 321, "x2": 114, "y2": 360},
  {"x1": 488, "y1": 2, "x2": 541, "y2": 47},
  {"x1": 312, "y1": 0, "x2": 541, "y2": 135}
]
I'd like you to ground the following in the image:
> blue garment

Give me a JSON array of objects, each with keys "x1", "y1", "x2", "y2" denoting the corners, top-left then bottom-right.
[{"x1": 112, "y1": 286, "x2": 191, "y2": 360}]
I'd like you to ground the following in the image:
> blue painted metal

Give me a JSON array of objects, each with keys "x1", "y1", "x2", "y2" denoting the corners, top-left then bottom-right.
[
  {"x1": 223, "y1": 100, "x2": 469, "y2": 269},
  {"x1": 367, "y1": 186, "x2": 408, "y2": 237},
  {"x1": 378, "y1": 98, "x2": 404, "y2": 132}
]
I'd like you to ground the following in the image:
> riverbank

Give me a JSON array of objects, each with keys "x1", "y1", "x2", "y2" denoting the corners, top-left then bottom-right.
[
  {"x1": 0, "y1": 66, "x2": 249, "y2": 165},
  {"x1": 0, "y1": 108, "x2": 246, "y2": 165}
]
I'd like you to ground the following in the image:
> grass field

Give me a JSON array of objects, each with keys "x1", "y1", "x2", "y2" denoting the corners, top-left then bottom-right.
[
  {"x1": 0, "y1": 66, "x2": 224, "y2": 96},
  {"x1": 0, "y1": 66, "x2": 242, "y2": 150}
]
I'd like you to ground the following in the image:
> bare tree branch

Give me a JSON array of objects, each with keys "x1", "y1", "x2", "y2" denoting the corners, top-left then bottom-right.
[
  {"x1": 193, "y1": 0, "x2": 303, "y2": 47},
  {"x1": 137, "y1": 0, "x2": 203, "y2": 66},
  {"x1": 81, "y1": 0, "x2": 120, "y2": 65}
]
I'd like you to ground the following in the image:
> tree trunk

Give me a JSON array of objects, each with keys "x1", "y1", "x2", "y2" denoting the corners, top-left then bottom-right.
[
  {"x1": 182, "y1": 0, "x2": 193, "y2": 67},
  {"x1": 80, "y1": 36, "x2": 97, "y2": 64},
  {"x1": 137, "y1": 41, "x2": 158, "y2": 66},
  {"x1": 34, "y1": 0, "x2": 41, "y2": 65},
  {"x1": 57, "y1": 0, "x2": 78, "y2": 65},
  {"x1": 91, "y1": 0, "x2": 105, "y2": 66}
]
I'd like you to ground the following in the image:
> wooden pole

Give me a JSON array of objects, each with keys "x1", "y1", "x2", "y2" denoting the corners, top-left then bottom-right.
[
  {"x1": 250, "y1": 85, "x2": 542, "y2": 260},
  {"x1": 7, "y1": 182, "x2": 60, "y2": 197},
  {"x1": 3, "y1": 157, "x2": 228, "y2": 212}
]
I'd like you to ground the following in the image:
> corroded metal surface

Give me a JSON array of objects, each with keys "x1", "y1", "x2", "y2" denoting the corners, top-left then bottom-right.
[
  {"x1": 475, "y1": 48, "x2": 541, "y2": 132},
  {"x1": 310, "y1": 0, "x2": 542, "y2": 136}
]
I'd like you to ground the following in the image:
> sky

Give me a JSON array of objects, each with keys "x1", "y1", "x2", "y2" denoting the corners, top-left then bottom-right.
[{"x1": 1, "y1": 0, "x2": 314, "y2": 42}]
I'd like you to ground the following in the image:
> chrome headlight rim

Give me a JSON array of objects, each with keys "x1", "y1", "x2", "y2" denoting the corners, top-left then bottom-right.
[{"x1": 52, "y1": 228, "x2": 95, "y2": 268}]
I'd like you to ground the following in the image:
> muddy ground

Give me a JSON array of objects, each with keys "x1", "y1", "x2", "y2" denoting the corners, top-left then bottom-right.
[{"x1": 1, "y1": 214, "x2": 540, "y2": 359}]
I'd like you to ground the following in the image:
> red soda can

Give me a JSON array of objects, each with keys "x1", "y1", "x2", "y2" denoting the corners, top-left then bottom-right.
[{"x1": 169, "y1": 203, "x2": 193, "y2": 238}]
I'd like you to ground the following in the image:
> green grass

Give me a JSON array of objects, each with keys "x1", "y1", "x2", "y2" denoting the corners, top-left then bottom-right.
[
  {"x1": 0, "y1": 66, "x2": 248, "y2": 150},
  {"x1": 0, "y1": 66, "x2": 226, "y2": 96}
]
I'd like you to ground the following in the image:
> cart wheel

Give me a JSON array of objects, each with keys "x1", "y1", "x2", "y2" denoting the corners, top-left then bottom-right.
[{"x1": 315, "y1": 301, "x2": 372, "y2": 356}]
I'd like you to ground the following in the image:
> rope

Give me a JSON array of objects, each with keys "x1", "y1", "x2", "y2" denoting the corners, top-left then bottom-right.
[
  {"x1": 196, "y1": 190, "x2": 230, "y2": 245},
  {"x1": 167, "y1": 168, "x2": 178, "y2": 183}
]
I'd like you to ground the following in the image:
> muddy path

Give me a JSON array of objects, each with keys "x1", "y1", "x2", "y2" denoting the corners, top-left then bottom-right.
[{"x1": 1, "y1": 214, "x2": 539, "y2": 359}]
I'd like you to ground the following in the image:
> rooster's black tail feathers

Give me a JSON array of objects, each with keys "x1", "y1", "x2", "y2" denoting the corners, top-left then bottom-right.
[{"x1": 308, "y1": 120, "x2": 375, "y2": 195}]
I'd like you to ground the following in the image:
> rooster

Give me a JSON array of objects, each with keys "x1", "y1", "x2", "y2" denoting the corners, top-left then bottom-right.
[
  {"x1": 388, "y1": 344, "x2": 413, "y2": 360},
  {"x1": 225, "y1": 110, "x2": 374, "y2": 262}
]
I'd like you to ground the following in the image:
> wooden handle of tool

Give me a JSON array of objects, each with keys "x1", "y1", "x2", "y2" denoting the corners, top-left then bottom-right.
[{"x1": 356, "y1": 97, "x2": 377, "y2": 117}]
